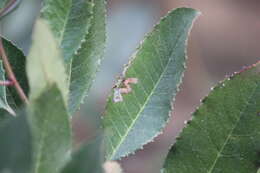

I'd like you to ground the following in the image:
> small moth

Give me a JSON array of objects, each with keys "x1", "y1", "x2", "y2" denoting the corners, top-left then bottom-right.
[
  {"x1": 113, "y1": 88, "x2": 123, "y2": 103},
  {"x1": 113, "y1": 77, "x2": 138, "y2": 103}
]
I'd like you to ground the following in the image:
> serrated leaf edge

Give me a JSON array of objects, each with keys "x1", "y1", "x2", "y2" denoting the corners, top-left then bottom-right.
[
  {"x1": 102, "y1": 7, "x2": 201, "y2": 160},
  {"x1": 40, "y1": 0, "x2": 95, "y2": 64},
  {"x1": 161, "y1": 60, "x2": 260, "y2": 171},
  {"x1": 69, "y1": 0, "x2": 107, "y2": 113}
]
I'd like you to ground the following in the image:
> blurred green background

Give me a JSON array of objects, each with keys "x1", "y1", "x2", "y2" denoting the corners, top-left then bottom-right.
[{"x1": 1, "y1": 0, "x2": 260, "y2": 172}]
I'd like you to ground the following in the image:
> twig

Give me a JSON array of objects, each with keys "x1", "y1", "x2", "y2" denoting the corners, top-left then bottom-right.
[
  {"x1": 0, "y1": 38, "x2": 29, "y2": 104},
  {"x1": 0, "y1": 0, "x2": 21, "y2": 19}
]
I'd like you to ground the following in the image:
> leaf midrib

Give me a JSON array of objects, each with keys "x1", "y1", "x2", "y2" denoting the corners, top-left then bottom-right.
[
  {"x1": 58, "y1": 0, "x2": 72, "y2": 45},
  {"x1": 108, "y1": 20, "x2": 189, "y2": 159},
  {"x1": 207, "y1": 81, "x2": 259, "y2": 173},
  {"x1": 34, "y1": 107, "x2": 49, "y2": 173}
]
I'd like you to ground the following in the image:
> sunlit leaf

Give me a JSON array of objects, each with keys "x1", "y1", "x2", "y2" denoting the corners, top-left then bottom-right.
[{"x1": 26, "y1": 19, "x2": 68, "y2": 102}]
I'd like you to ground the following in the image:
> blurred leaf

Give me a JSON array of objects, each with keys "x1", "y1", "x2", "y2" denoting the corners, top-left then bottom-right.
[
  {"x1": 102, "y1": 8, "x2": 200, "y2": 160},
  {"x1": 28, "y1": 85, "x2": 71, "y2": 173},
  {"x1": 68, "y1": 0, "x2": 106, "y2": 114},
  {"x1": 41, "y1": 0, "x2": 94, "y2": 64},
  {"x1": 27, "y1": 19, "x2": 68, "y2": 102},
  {"x1": 1, "y1": 38, "x2": 28, "y2": 107},
  {"x1": 0, "y1": 0, "x2": 8, "y2": 10},
  {"x1": 61, "y1": 136, "x2": 104, "y2": 173},
  {"x1": 27, "y1": 19, "x2": 71, "y2": 173},
  {"x1": 163, "y1": 62, "x2": 260, "y2": 173},
  {"x1": 0, "y1": 60, "x2": 15, "y2": 115},
  {"x1": 0, "y1": 111, "x2": 32, "y2": 173},
  {"x1": 0, "y1": 111, "x2": 10, "y2": 126}
]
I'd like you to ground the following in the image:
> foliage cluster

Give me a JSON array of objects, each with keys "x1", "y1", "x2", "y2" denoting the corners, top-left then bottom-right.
[{"x1": 0, "y1": 0, "x2": 259, "y2": 173}]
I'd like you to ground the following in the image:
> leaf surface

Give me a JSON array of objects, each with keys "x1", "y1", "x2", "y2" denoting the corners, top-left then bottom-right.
[
  {"x1": 68, "y1": 0, "x2": 106, "y2": 114},
  {"x1": 163, "y1": 62, "x2": 260, "y2": 173},
  {"x1": 0, "y1": 111, "x2": 32, "y2": 173},
  {"x1": 102, "y1": 8, "x2": 200, "y2": 160},
  {"x1": 61, "y1": 136, "x2": 104, "y2": 173},
  {"x1": 41, "y1": 0, "x2": 94, "y2": 64},
  {"x1": 28, "y1": 85, "x2": 71, "y2": 173}
]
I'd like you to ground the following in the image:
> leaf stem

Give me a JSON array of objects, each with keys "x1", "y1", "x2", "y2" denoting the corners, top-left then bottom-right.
[
  {"x1": 0, "y1": 80, "x2": 14, "y2": 86},
  {"x1": 0, "y1": 38, "x2": 29, "y2": 104}
]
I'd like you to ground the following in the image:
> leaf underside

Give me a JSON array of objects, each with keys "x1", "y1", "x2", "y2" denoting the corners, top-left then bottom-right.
[
  {"x1": 26, "y1": 19, "x2": 68, "y2": 102},
  {"x1": 163, "y1": 62, "x2": 260, "y2": 173},
  {"x1": 102, "y1": 8, "x2": 200, "y2": 160}
]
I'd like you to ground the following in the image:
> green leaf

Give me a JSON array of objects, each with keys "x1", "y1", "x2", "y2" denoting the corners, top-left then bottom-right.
[
  {"x1": 61, "y1": 136, "x2": 104, "y2": 173},
  {"x1": 163, "y1": 62, "x2": 260, "y2": 173},
  {"x1": 26, "y1": 19, "x2": 68, "y2": 102},
  {"x1": 0, "y1": 111, "x2": 9, "y2": 126},
  {"x1": 0, "y1": 111, "x2": 32, "y2": 173},
  {"x1": 68, "y1": 0, "x2": 106, "y2": 114},
  {"x1": 102, "y1": 8, "x2": 200, "y2": 160},
  {"x1": 41, "y1": 0, "x2": 94, "y2": 64},
  {"x1": 26, "y1": 19, "x2": 71, "y2": 173},
  {"x1": 28, "y1": 85, "x2": 71, "y2": 173},
  {"x1": 0, "y1": 60, "x2": 15, "y2": 115},
  {"x1": 1, "y1": 38, "x2": 28, "y2": 107}
]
